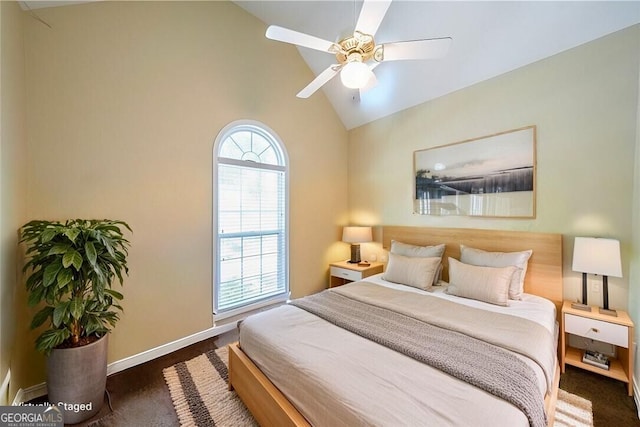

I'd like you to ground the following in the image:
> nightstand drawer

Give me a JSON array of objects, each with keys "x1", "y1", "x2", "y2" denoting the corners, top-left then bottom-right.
[
  {"x1": 330, "y1": 266, "x2": 362, "y2": 282},
  {"x1": 565, "y1": 313, "x2": 628, "y2": 348}
]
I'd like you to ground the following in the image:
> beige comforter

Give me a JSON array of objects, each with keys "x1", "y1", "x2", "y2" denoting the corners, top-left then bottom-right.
[
  {"x1": 333, "y1": 281, "x2": 556, "y2": 390},
  {"x1": 239, "y1": 282, "x2": 556, "y2": 427}
]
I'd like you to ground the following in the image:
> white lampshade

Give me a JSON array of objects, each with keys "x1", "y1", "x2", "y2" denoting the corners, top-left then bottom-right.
[
  {"x1": 342, "y1": 226, "x2": 372, "y2": 244},
  {"x1": 340, "y1": 61, "x2": 373, "y2": 89},
  {"x1": 572, "y1": 237, "x2": 622, "y2": 277}
]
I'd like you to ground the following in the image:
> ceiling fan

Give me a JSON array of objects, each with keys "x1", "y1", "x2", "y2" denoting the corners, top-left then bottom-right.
[{"x1": 265, "y1": 0, "x2": 452, "y2": 98}]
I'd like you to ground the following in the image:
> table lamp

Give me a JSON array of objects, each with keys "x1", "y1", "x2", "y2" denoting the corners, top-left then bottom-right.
[
  {"x1": 342, "y1": 226, "x2": 372, "y2": 264},
  {"x1": 572, "y1": 237, "x2": 622, "y2": 316}
]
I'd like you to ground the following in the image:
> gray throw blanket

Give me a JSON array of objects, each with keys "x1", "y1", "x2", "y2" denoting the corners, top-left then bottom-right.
[{"x1": 290, "y1": 290, "x2": 547, "y2": 427}]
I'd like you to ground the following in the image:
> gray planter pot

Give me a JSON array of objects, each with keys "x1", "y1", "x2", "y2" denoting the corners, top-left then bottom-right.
[{"x1": 46, "y1": 334, "x2": 108, "y2": 424}]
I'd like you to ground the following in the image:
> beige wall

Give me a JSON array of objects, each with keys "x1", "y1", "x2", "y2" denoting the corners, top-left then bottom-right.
[
  {"x1": 17, "y1": 1, "x2": 348, "y2": 391},
  {"x1": 349, "y1": 25, "x2": 640, "y2": 313},
  {"x1": 1, "y1": 1, "x2": 29, "y2": 403}
]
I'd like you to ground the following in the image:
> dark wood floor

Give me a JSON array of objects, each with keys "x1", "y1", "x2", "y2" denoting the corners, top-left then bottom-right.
[{"x1": 32, "y1": 330, "x2": 639, "y2": 426}]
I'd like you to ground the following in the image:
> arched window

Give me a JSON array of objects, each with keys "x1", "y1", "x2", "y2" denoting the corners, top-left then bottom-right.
[{"x1": 213, "y1": 121, "x2": 289, "y2": 317}]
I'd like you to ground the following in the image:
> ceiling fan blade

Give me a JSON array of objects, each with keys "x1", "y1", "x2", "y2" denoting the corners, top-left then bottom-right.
[
  {"x1": 266, "y1": 25, "x2": 335, "y2": 53},
  {"x1": 381, "y1": 37, "x2": 452, "y2": 61},
  {"x1": 297, "y1": 65, "x2": 341, "y2": 98},
  {"x1": 355, "y1": 0, "x2": 392, "y2": 37}
]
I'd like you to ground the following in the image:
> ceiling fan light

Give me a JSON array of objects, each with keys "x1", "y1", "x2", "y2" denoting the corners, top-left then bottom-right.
[{"x1": 340, "y1": 61, "x2": 373, "y2": 89}]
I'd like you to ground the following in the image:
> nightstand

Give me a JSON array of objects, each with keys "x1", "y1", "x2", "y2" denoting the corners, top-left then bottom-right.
[
  {"x1": 560, "y1": 300, "x2": 634, "y2": 396},
  {"x1": 329, "y1": 260, "x2": 384, "y2": 288}
]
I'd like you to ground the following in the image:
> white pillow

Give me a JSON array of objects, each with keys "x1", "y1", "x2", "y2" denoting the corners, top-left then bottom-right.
[
  {"x1": 446, "y1": 258, "x2": 516, "y2": 306},
  {"x1": 391, "y1": 240, "x2": 445, "y2": 258},
  {"x1": 460, "y1": 245, "x2": 532, "y2": 300},
  {"x1": 383, "y1": 253, "x2": 441, "y2": 291},
  {"x1": 390, "y1": 240, "x2": 445, "y2": 285}
]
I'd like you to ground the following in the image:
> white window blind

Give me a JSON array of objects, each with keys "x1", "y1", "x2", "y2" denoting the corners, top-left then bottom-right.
[{"x1": 214, "y1": 123, "x2": 288, "y2": 315}]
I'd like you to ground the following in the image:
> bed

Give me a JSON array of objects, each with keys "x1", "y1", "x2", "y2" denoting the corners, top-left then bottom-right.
[{"x1": 228, "y1": 226, "x2": 563, "y2": 427}]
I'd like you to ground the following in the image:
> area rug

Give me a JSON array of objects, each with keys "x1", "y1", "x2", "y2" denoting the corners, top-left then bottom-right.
[
  {"x1": 163, "y1": 346, "x2": 257, "y2": 427},
  {"x1": 164, "y1": 346, "x2": 593, "y2": 427},
  {"x1": 554, "y1": 388, "x2": 594, "y2": 427}
]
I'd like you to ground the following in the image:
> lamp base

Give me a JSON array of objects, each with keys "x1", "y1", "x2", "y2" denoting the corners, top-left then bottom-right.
[
  {"x1": 599, "y1": 307, "x2": 618, "y2": 317},
  {"x1": 348, "y1": 244, "x2": 361, "y2": 264},
  {"x1": 570, "y1": 302, "x2": 591, "y2": 311}
]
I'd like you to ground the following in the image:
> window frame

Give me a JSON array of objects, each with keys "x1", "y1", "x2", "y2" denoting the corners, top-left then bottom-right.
[{"x1": 212, "y1": 120, "x2": 290, "y2": 320}]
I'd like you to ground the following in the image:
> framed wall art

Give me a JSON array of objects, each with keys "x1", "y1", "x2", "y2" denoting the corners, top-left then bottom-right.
[{"x1": 414, "y1": 125, "x2": 536, "y2": 218}]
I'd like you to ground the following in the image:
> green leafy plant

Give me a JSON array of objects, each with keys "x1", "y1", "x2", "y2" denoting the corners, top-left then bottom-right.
[{"x1": 19, "y1": 219, "x2": 131, "y2": 355}]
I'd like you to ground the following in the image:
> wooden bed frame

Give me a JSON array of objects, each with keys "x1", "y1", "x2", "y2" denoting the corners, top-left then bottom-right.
[{"x1": 229, "y1": 226, "x2": 564, "y2": 427}]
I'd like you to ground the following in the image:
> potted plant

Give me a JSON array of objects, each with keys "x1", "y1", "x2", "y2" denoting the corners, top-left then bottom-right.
[{"x1": 19, "y1": 219, "x2": 131, "y2": 424}]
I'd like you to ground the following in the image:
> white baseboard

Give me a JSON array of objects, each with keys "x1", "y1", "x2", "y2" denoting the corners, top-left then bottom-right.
[
  {"x1": 1, "y1": 369, "x2": 10, "y2": 405},
  {"x1": 12, "y1": 381, "x2": 46, "y2": 405},
  {"x1": 106, "y1": 322, "x2": 236, "y2": 376},
  {"x1": 11, "y1": 322, "x2": 238, "y2": 405}
]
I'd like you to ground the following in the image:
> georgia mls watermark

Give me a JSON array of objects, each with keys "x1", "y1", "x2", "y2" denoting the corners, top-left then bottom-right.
[{"x1": 0, "y1": 405, "x2": 63, "y2": 427}]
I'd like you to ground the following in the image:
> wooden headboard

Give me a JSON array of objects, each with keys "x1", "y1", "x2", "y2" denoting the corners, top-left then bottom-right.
[{"x1": 382, "y1": 226, "x2": 563, "y2": 315}]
